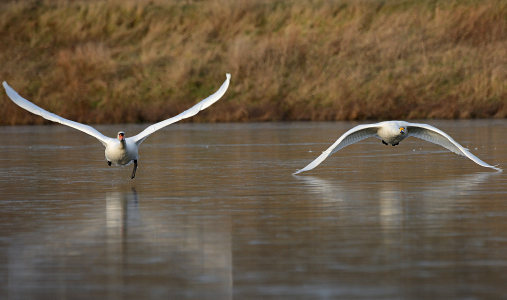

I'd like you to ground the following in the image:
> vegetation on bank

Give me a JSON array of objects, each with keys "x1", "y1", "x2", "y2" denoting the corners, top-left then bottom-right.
[{"x1": 0, "y1": 0, "x2": 506, "y2": 124}]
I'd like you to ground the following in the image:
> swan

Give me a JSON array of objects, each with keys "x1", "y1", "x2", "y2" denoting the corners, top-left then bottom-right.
[
  {"x1": 294, "y1": 120, "x2": 501, "y2": 174},
  {"x1": 3, "y1": 73, "x2": 231, "y2": 179}
]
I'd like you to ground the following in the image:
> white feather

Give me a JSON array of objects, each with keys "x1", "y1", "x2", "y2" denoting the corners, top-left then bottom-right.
[
  {"x1": 131, "y1": 73, "x2": 231, "y2": 145},
  {"x1": 294, "y1": 123, "x2": 379, "y2": 174},
  {"x1": 406, "y1": 122, "x2": 501, "y2": 171},
  {"x1": 2, "y1": 81, "x2": 112, "y2": 147}
]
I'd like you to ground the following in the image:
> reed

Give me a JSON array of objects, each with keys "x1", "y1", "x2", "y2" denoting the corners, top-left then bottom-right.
[{"x1": 1, "y1": 0, "x2": 505, "y2": 124}]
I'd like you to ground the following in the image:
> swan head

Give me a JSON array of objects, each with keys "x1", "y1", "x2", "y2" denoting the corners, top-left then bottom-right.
[
  {"x1": 399, "y1": 127, "x2": 406, "y2": 135},
  {"x1": 117, "y1": 131, "x2": 125, "y2": 141}
]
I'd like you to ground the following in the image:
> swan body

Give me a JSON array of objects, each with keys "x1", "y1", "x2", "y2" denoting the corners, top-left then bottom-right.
[
  {"x1": 104, "y1": 134, "x2": 139, "y2": 166},
  {"x1": 294, "y1": 120, "x2": 501, "y2": 174},
  {"x1": 3, "y1": 73, "x2": 231, "y2": 178}
]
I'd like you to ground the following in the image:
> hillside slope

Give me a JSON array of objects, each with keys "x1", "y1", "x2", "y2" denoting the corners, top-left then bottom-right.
[{"x1": 1, "y1": 0, "x2": 506, "y2": 124}]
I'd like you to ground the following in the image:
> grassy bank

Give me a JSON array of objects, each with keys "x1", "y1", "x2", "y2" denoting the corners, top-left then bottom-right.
[{"x1": 1, "y1": 0, "x2": 506, "y2": 125}]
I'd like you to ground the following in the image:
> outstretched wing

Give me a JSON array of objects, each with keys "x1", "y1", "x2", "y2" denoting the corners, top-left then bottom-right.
[
  {"x1": 131, "y1": 73, "x2": 231, "y2": 145},
  {"x1": 294, "y1": 123, "x2": 380, "y2": 174},
  {"x1": 407, "y1": 122, "x2": 501, "y2": 171},
  {"x1": 3, "y1": 81, "x2": 111, "y2": 147}
]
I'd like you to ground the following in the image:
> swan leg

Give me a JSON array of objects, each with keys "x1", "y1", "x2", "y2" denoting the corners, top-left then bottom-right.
[
  {"x1": 131, "y1": 160, "x2": 138, "y2": 179},
  {"x1": 382, "y1": 140, "x2": 388, "y2": 145},
  {"x1": 392, "y1": 142, "x2": 399, "y2": 146},
  {"x1": 107, "y1": 161, "x2": 111, "y2": 166}
]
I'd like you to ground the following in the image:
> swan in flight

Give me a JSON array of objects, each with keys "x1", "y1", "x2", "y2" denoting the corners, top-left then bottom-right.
[
  {"x1": 3, "y1": 73, "x2": 231, "y2": 179},
  {"x1": 294, "y1": 121, "x2": 501, "y2": 174}
]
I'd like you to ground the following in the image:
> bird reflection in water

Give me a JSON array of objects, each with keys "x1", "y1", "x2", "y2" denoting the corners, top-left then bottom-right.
[
  {"x1": 295, "y1": 172, "x2": 500, "y2": 238},
  {"x1": 105, "y1": 187, "x2": 140, "y2": 289},
  {"x1": 106, "y1": 187, "x2": 140, "y2": 235},
  {"x1": 104, "y1": 187, "x2": 233, "y2": 299}
]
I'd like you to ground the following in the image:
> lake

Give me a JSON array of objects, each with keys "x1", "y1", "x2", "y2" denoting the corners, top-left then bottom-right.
[{"x1": 1, "y1": 120, "x2": 506, "y2": 299}]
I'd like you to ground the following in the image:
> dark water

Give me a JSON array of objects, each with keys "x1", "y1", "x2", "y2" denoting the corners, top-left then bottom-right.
[{"x1": 1, "y1": 120, "x2": 506, "y2": 299}]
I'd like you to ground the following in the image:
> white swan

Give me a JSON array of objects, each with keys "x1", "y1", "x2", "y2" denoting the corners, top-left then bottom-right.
[
  {"x1": 3, "y1": 73, "x2": 231, "y2": 179},
  {"x1": 294, "y1": 120, "x2": 501, "y2": 174}
]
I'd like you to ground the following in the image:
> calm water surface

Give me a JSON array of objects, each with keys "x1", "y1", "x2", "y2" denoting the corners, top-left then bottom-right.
[{"x1": 1, "y1": 120, "x2": 507, "y2": 299}]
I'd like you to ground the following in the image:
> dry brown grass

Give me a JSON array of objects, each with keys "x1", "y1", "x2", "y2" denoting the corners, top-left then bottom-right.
[{"x1": 0, "y1": 0, "x2": 506, "y2": 124}]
